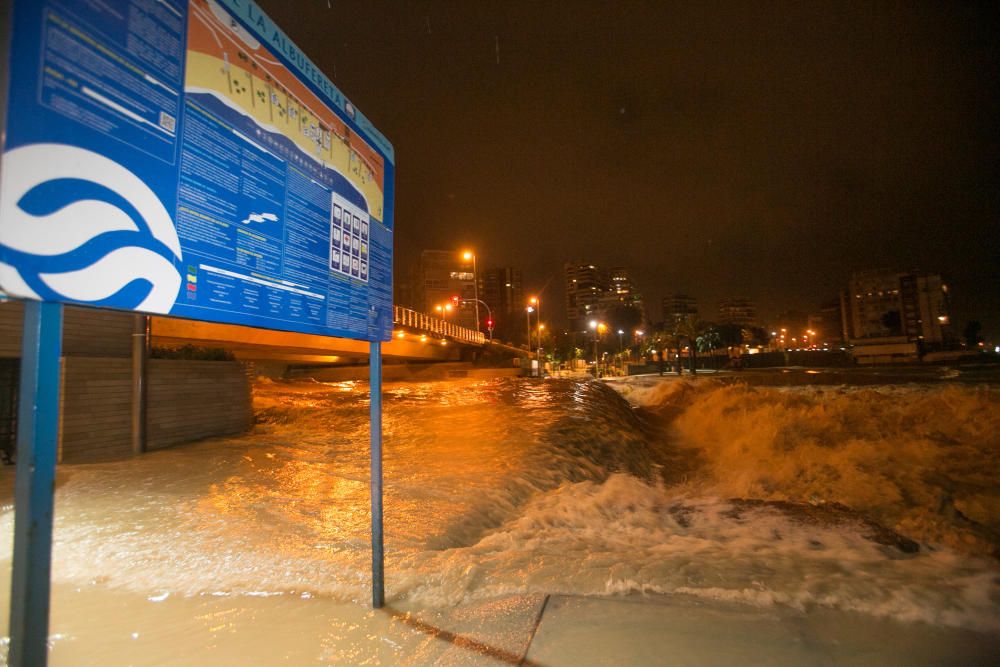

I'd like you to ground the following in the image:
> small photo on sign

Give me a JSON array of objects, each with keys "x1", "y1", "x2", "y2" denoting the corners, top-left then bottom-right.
[
  {"x1": 353, "y1": 215, "x2": 361, "y2": 235},
  {"x1": 343, "y1": 231, "x2": 352, "y2": 248},
  {"x1": 330, "y1": 248, "x2": 341, "y2": 270},
  {"x1": 360, "y1": 261, "x2": 368, "y2": 280},
  {"x1": 332, "y1": 226, "x2": 341, "y2": 246},
  {"x1": 352, "y1": 257, "x2": 360, "y2": 277},
  {"x1": 361, "y1": 221, "x2": 368, "y2": 240},
  {"x1": 360, "y1": 242, "x2": 367, "y2": 259},
  {"x1": 333, "y1": 204, "x2": 342, "y2": 222},
  {"x1": 352, "y1": 236, "x2": 360, "y2": 254}
]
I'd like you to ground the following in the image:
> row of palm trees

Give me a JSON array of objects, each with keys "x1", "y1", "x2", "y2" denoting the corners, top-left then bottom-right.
[{"x1": 644, "y1": 318, "x2": 767, "y2": 373}]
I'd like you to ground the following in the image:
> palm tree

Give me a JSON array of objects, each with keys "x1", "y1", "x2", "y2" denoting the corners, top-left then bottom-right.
[{"x1": 674, "y1": 316, "x2": 709, "y2": 375}]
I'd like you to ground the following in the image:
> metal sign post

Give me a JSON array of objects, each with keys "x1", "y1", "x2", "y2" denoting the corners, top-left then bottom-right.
[
  {"x1": 2, "y1": 0, "x2": 395, "y2": 657},
  {"x1": 369, "y1": 341, "x2": 384, "y2": 608},
  {"x1": 8, "y1": 301, "x2": 63, "y2": 666}
]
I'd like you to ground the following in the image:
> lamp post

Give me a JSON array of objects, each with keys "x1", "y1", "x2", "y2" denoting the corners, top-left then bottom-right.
[
  {"x1": 617, "y1": 329, "x2": 624, "y2": 376},
  {"x1": 461, "y1": 251, "x2": 480, "y2": 332},
  {"x1": 459, "y1": 298, "x2": 493, "y2": 341},
  {"x1": 434, "y1": 303, "x2": 453, "y2": 320},
  {"x1": 589, "y1": 320, "x2": 606, "y2": 378},
  {"x1": 634, "y1": 329, "x2": 644, "y2": 363},
  {"x1": 526, "y1": 305, "x2": 534, "y2": 366},
  {"x1": 537, "y1": 323, "x2": 545, "y2": 375},
  {"x1": 529, "y1": 297, "x2": 540, "y2": 369}
]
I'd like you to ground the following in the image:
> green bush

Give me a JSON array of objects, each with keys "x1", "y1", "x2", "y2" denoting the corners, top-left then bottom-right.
[{"x1": 150, "y1": 344, "x2": 235, "y2": 361}]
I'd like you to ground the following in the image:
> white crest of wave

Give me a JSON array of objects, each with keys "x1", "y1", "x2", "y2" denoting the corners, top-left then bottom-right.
[
  {"x1": 0, "y1": 198, "x2": 139, "y2": 257},
  {"x1": 394, "y1": 473, "x2": 1000, "y2": 632},
  {"x1": 0, "y1": 143, "x2": 182, "y2": 258},
  {"x1": 40, "y1": 246, "x2": 182, "y2": 313},
  {"x1": 0, "y1": 143, "x2": 183, "y2": 310},
  {"x1": 640, "y1": 380, "x2": 1000, "y2": 555}
]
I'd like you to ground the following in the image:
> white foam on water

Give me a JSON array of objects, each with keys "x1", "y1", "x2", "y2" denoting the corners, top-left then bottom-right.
[{"x1": 0, "y1": 376, "x2": 997, "y2": 639}]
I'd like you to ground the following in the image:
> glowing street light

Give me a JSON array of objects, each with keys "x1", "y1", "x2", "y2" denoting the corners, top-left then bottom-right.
[
  {"x1": 526, "y1": 305, "x2": 535, "y2": 355},
  {"x1": 460, "y1": 250, "x2": 480, "y2": 332},
  {"x1": 528, "y1": 296, "x2": 542, "y2": 366},
  {"x1": 589, "y1": 320, "x2": 607, "y2": 377}
]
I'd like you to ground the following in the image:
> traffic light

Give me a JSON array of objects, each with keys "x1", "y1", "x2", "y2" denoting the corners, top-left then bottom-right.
[{"x1": 486, "y1": 318, "x2": 494, "y2": 329}]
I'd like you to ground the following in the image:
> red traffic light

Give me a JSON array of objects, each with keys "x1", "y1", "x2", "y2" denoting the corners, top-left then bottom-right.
[
  {"x1": 486, "y1": 319, "x2": 494, "y2": 328},
  {"x1": 451, "y1": 295, "x2": 460, "y2": 304}
]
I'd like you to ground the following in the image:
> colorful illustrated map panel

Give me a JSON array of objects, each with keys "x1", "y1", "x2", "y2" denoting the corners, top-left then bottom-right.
[{"x1": 0, "y1": 0, "x2": 395, "y2": 342}]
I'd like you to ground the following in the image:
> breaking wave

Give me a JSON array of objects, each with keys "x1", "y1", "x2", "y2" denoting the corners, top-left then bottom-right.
[
  {"x1": 622, "y1": 378, "x2": 1000, "y2": 557},
  {"x1": 1, "y1": 375, "x2": 998, "y2": 633}
]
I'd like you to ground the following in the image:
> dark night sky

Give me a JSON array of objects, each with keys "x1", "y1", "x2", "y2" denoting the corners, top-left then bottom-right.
[{"x1": 259, "y1": 0, "x2": 1000, "y2": 337}]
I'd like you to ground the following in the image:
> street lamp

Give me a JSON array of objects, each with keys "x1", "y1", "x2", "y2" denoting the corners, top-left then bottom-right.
[
  {"x1": 526, "y1": 305, "x2": 534, "y2": 348},
  {"x1": 589, "y1": 320, "x2": 598, "y2": 377},
  {"x1": 617, "y1": 329, "x2": 624, "y2": 375},
  {"x1": 434, "y1": 303, "x2": 453, "y2": 320},
  {"x1": 529, "y1": 296, "x2": 540, "y2": 365},
  {"x1": 537, "y1": 323, "x2": 545, "y2": 374},
  {"x1": 461, "y1": 250, "x2": 480, "y2": 332},
  {"x1": 589, "y1": 320, "x2": 606, "y2": 378},
  {"x1": 456, "y1": 298, "x2": 493, "y2": 341}
]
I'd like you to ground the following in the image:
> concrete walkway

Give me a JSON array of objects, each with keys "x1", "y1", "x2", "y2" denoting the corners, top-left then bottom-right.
[{"x1": 391, "y1": 592, "x2": 1000, "y2": 666}]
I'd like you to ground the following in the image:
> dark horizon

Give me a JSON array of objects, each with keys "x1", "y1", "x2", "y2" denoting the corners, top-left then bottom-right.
[{"x1": 258, "y1": 0, "x2": 1000, "y2": 338}]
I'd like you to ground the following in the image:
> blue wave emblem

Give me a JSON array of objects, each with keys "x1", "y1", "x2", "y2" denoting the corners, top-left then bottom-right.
[{"x1": 0, "y1": 144, "x2": 183, "y2": 313}]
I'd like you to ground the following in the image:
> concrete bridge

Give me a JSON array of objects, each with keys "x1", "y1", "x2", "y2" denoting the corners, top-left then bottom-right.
[{"x1": 151, "y1": 305, "x2": 526, "y2": 367}]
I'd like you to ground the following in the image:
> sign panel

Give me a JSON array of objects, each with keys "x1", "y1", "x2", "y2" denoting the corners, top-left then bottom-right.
[{"x1": 0, "y1": 0, "x2": 395, "y2": 341}]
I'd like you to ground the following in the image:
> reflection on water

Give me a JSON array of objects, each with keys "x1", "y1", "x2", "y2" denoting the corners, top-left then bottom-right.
[{"x1": 1, "y1": 372, "x2": 999, "y2": 663}]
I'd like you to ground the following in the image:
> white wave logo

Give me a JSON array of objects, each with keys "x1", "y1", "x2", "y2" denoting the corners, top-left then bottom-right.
[{"x1": 0, "y1": 144, "x2": 182, "y2": 313}]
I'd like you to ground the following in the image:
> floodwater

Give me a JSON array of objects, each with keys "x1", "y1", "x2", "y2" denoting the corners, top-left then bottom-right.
[{"x1": 1, "y1": 369, "x2": 1000, "y2": 664}]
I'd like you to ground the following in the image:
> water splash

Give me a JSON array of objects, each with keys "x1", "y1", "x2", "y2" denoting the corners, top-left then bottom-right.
[{"x1": 1, "y1": 375, "x2": 998, "y2": 633}]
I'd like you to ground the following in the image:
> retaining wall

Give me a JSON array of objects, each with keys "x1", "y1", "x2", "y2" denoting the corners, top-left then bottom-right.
[
  {"x1": 0, "y1": 301, "x2": 134, "y2": 358},
  {"x1": 60, "y1": 357, "x2": 251, "y2": 463}
]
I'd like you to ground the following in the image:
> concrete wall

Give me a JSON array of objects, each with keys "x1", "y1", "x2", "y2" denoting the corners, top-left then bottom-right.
[
  {"x1": 0, "y1": 300, "x2": 24, "y2": 357},
  {"x1": 59, "y1": 357, "x2": 251, "y2": 463},
  {"x1": 0, "y1": 301, "x2": 134, "y2": 358},
  {"x1": 147, "y1": 359, "x2": 251, "y2": 452},
  {"x1": 290, "y1": 362, "x2": 523, "y2": 382},
  {"x1": 60, "y1": 357, "x2": 132, "y2": 462}
]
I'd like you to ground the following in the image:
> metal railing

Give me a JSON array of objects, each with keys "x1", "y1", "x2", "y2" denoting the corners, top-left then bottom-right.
[{"x1": 392, "y1": 305, "x2": 486, "y2": 345}]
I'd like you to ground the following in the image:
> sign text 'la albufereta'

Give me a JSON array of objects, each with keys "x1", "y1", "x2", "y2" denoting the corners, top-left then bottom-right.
[{"x1": 0, "y1": 0, "x2": 395, "y2": 342}]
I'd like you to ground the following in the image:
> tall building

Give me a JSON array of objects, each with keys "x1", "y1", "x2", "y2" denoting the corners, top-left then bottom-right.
[
  {"x1": 605, "y1": 267, "x2": 644, "y2": 313},
  {"x1": 417, "y1": 250, "x2": 478, "y2": 329},
  {"x1": 717, "y1": 297, "x2": 757, "y2": 327},
  {"x1": 564, "y1": 262, "x2": 608, "y2": 330},
  {"x1": 847, "y1": 269, "x2": 950, "y2": 345},
  {"x1": 818, "y1": 297, "x2": 847, "y2": 346},
  {"x1": 662, "y1": 294, "x2": 698, "y2": 327},
  {"x1": 482, "y1": 266, "x2": 523, "y2": 339},
  {"x1": 565, "y1": 262, "x2": 646, "y2": 331}
]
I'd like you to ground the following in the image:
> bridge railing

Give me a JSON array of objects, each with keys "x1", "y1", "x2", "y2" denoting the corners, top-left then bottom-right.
[{"x1": 392, "y1": 306, "x2": 486, "y2": 345}]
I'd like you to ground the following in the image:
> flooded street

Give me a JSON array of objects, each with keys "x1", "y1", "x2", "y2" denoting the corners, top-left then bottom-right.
[{"x1": 2, "y1": 372, "x2": 999, "y2": 664}]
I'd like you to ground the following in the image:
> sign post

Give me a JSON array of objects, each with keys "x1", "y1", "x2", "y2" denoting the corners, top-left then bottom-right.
[
  {"x1": 370, "y1": 340, "x2": 384, "y2": 608},
  {"x1": 8, "y1": 301, "x2": 63, "y2": 667},
  {"x1": 1, "y1": 0, "x2": 394, "y2": 658}
]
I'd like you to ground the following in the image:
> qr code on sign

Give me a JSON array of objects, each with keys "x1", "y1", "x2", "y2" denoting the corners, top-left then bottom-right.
[{"x1": 159, "y1": 111, "x2": 176, "y2": 133}]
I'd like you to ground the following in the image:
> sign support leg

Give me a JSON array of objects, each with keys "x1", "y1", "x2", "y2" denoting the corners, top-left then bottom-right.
[
  {"x1": 369, "y1": 341, "x2": 384, "y2": 608},
  {"x1": 8, "y1": 300, "x2": 63, "y2": 667}
]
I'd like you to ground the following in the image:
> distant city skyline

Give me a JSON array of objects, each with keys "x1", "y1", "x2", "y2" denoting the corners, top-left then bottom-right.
[{"x1": 256, "y1": 0, "x2": 999, "y2": 340}]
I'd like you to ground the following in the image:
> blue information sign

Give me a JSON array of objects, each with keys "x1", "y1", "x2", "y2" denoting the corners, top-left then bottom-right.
[{"x1": 0, "y1": 0, "x2": 395, "y2": 342}]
